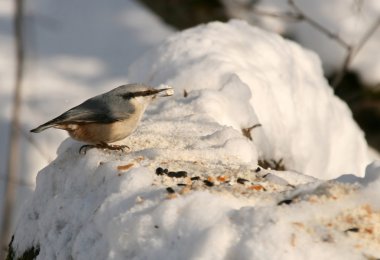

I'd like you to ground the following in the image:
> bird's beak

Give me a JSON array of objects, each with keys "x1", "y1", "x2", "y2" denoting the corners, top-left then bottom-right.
[{"x1": 155, "y1": 85, "x2": 174, "y2": 97}]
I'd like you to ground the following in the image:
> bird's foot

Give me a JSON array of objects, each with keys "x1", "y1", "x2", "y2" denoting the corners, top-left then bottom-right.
[
  {"x1": 79, "y1": 144, "x2": 96, "y2": 154},
  {"x1": 79, "y1": 143, "x2": 130, "y2": 154},
  {"x1": 100, "y1": 143, "x2": 130, "y2": 152}
]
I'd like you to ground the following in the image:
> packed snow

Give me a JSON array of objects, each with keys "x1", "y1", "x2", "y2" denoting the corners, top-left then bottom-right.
[
  {"x1": 10, "y1": 20, "x2": 380, "y2": 260},
  {"x1": 129, "y1": 20, "x2": 371, "y2": 179},
  {"x1": 222, "y1": 0, "x2": 380, "y2": 85}
]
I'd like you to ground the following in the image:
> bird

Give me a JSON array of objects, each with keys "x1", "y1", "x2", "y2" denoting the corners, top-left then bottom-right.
[{"x1": 30, "y1": 83, "x2": 174, "y2": 153}]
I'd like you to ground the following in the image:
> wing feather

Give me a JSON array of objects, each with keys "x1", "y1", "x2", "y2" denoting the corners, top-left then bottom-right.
[{"x1": 30, "y1": 95, "x2": 135, "y2": 132}]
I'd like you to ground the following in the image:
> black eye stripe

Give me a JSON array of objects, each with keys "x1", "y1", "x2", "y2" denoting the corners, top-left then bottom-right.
[{"x1": 121, "y1": 90, "x2": 160, "y2": 99}]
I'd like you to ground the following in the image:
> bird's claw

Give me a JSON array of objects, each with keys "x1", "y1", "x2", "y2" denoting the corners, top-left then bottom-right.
[
  {"x1": 79, "y1": 143, "x2": 130, "y2": 154},
  {"x1": 102, "y1": 144, "x2": 130, "y2": 152},
  {"x1": 79, "y1": 144, "x2": 96, "y2": 154}
]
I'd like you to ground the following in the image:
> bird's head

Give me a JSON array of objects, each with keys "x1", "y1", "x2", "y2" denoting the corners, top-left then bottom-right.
[
  {"x1": 114, "y1": 83, "x2": 173, "y2": 100},
  {"x1": 110, "y1": 83, "x2": 174, "y2": 112}
]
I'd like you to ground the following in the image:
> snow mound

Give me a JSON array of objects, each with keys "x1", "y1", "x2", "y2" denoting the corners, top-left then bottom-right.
[
  {"x1": 10, "y1": 125, "x2": 380, "y2": 259},
  {"x1": 10, "y1": 20, "x2": 377, "y2": 259},
  {"x1": 129, "y1": 20, "x2": 370, "y2": 178}
]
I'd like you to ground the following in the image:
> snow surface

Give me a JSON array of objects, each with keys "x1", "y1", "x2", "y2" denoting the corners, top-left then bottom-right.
[
  {"x1": 11, "y1": 20, "x2": 379, "y2": 260},
  {"x1": 128, "y1": 20, "x2": 370, "y2": 179},
  {"x1": 12, "y1": 138, "x2": 380, "y2": 260},
  {"x1": 222, "y1": 0, "x2": 380, "y2": 85}
]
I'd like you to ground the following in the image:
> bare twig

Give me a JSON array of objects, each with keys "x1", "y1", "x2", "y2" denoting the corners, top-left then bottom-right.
[
  {"x1": 332, "y1": 16, "x2": 380, "y2": 88},
  {"x1": 287, "y1": 0, "x2": 351, "y2": 49},
  {"x1": 331, "y1": 49, "x2": 354, "y2": 88},
  {"x1": 251, "y1": 1, "x2": 351, "y2": 49},
  {"x1": 352, "y1": 16, "x2": 380, "y2": 59},
  {"x1": 0, "y1": 175, "x2": 34, "y2": 189},
  {"x1": 242, "y1": 123, "x2": 262, "y2": 141},
  {"x1": 1, "y1": 0, "x2": 25, "y2": 255},
  {"x1": 248, "y1": 0, "x2": 380, "y2": 88}
]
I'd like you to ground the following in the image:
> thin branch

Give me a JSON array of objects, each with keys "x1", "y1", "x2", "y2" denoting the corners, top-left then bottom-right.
[
  {"x1": 351, "y1": 16, "x2": 380, "y2": 59},
  {"x1": 1, "y1": 0, "x2": 25, "y2": 255},
  {"x1": 331, "y1": 49, "x2": 354, "y2": 88},
  {"x1": 251, "y1": 1, "x2": 351, "y2": 49},
  {"x1": 247, "y1": 0, "x2": 380, "y2": 88},
  {"x1": 0, "y1": 175, "x2": 34, "y2": 188},
  {"x1": 332, "y1": 16, "x2": 380, "y2": 88},
  {"x1": 287, "y1": 0, "x2": 351, "y2": 49},
  {"x1": 242, "y1": 123, "x2": 262, "y2": 141},
  {"x1": 288, "y1": 0, "x2": 380, "y2": 88}
]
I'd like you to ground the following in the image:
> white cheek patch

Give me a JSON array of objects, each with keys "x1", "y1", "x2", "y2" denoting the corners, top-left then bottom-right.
[{"x1": 66, "y1": 124, "x2": 79, "y2": 130}]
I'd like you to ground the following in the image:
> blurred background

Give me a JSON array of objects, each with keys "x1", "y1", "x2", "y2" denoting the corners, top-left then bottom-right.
[{"x1": 1, "y1": 0, "x2": 379, "y2": 256}]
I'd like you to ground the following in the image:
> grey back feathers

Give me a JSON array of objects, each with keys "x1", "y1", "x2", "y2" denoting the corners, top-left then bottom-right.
[{"x1": 30, "y1": 83, "x2": 156, "y2": 133}]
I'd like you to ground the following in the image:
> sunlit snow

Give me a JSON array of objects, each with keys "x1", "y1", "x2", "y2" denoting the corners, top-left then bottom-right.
[{"x1": 10, "y1": 21, "x2": 380, "y2": 260}]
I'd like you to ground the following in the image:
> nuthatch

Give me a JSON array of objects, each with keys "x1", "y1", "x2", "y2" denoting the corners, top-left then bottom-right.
[{"x1": 31, "y1": 83, "x2": 174, "y2": 153}]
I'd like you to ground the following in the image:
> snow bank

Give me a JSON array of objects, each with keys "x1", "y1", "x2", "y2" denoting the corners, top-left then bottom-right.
[
  {"x1": 128, "y1": 20, "x2": 370, "y2": 179},
  {"x1": 10, "y1": 20, "x2": 378, "y2": 259},
  {"x1": 222, "y1": 0, "x2": 380, "y2": 85},
  {"x1": 10, "y1": 114, "x2": 380, "y2": 259}
]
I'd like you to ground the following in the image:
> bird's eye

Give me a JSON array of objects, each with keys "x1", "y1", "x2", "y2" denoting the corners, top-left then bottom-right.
[
  {"x1": 121, "y1": 93, "x2": 134, "y2": 99},
  {"x1": 120, "y1": 90, "x2": 155, "y2": 99}
]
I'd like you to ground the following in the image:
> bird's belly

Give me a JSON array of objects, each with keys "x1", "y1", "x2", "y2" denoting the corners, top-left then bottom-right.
[{"x1": 67, "y1": 120, "x2": 138, "y2": 144}]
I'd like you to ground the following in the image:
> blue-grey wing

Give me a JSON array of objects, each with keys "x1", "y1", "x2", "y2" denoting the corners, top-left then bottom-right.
[
  {"x1": 30, "y1": 95, "x2": 134, "y2": 132},
  {"x1": 57, "y1": 99, "x2": 119, "y2": 123}
]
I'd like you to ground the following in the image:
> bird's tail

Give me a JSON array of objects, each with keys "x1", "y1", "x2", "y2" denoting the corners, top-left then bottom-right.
[{"x1": 30, "y1": 123, "x2": 55, "y2": 133}]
